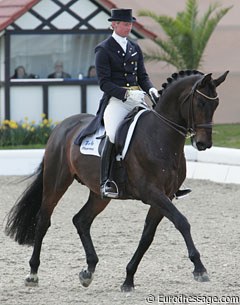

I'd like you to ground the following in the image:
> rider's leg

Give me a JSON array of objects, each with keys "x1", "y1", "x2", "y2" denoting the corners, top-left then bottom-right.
[
  {"x1": 100, "y1": 98, "x2": 129, "y2": 198},
  {"x1": 103, "y1": 98, "x2": 130, "y2": 143},
  {"x1": 100, "y1": 136, "x2": 119, "y2": 198}
]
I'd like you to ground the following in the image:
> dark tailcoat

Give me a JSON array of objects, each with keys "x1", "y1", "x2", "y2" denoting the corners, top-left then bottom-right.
[{"x1": 74, "y1": 36, "x2": 153, "y2": 145}]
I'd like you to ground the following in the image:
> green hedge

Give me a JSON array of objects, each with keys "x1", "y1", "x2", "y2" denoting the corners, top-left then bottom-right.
[{"x1": 0, "y1": 114, "x2": 58, "y2": 147}]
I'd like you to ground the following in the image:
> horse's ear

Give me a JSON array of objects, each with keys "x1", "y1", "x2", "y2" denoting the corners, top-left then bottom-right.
[
  {"x1": 200, "y1": 73, "x2": 212, "y2": 87},
  {"x1": 213, "y1": 71, "x2": 229, "y2": 87}
]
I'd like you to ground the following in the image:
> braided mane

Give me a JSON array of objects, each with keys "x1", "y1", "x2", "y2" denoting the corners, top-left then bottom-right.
[{"x1": 158, "y1": 70, "x2": 204, "y2": 96}]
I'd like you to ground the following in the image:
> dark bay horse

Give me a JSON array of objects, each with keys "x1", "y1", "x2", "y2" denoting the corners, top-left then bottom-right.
[{"x1": 5, "y1": 70, "x2": 228, "y2": 291}]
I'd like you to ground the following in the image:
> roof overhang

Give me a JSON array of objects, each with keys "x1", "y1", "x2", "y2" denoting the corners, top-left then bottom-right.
[
  {"x1": 0, "y1": 0, "x2": 40, "y2": 32},
  {"x1": 0, "y1": 0, "x2": 157, "y2": 40}
]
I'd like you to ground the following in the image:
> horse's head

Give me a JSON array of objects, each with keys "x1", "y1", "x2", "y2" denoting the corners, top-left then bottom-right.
[
  {"x1": 154, "y1": 70, "x2": 228, "y2": 151},
  {"x1": 186, "y1": 71, "x2": 229, "y2": 150}
]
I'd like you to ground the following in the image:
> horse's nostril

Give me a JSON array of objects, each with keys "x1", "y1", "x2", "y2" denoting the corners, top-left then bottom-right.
[
  {"x1": 196, "y1": 141, "x2": 212, "y2": 150},
  {"x1": 196, "y1": 142, "x2": 207, "y2": 151}
]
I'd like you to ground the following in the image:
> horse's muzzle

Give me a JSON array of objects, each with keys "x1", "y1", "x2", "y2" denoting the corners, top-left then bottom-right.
[
  {"x1": 191, "y1": 138, "x2": 212, "y2": 151},
  {"x1": 197, "y1": 141, "x2": 212, "y2": 151}
]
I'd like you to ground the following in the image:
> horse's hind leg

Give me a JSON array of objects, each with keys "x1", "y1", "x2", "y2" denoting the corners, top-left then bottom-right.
[
  {"x1": 25, "y1": 170, "x2": 74, "y2": 286},
  {"x1": 72, "y1": 191, "x2": 110, "y2": 288},
  {"x1": 121, "y1": 206, "x2": 163, "y2": 292}
]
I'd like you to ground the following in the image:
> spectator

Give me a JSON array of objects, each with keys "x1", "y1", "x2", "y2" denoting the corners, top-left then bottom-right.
[
  {"x1": 87, "y1": 65, "x2": 97, "y2": 78},
  {"x1": 48, "y1": 61, "x2": 71, "y2": 79},
  {"x1": 11, "y1": 66, "x2": 31, "y2": 79}
]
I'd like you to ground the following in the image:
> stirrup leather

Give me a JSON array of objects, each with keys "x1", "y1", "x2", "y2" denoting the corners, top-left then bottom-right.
[{"x1": 101, "y1": 179, "x2": 119, "y2": 198}]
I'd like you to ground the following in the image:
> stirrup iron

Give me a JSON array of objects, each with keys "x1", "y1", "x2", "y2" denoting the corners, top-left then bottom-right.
[{"x1": 101, "y1": 179, "x2": 119, "y2": 198}]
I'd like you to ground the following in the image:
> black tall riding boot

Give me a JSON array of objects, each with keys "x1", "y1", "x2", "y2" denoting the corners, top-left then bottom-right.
[
  {"x1": 175, "y1": 188, "x2": 192, "y2": 199},
  {"x1": 100, "y1": 137, "x2": 119, "y2": 198}
]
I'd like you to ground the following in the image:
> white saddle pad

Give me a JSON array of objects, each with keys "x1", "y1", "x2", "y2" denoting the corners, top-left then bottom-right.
[
  {"x1": 80, "y1": 125, "x2": 105, "y2": 157},
  {"x1": 80, "y1": 109, "x2": 147, "y2": 159}
]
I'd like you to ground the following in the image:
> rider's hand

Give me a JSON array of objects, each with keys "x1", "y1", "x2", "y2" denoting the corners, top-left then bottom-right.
[
  {"x1": 125, "y1": 90, "x2": 145, "y2": 103},
  {"x1": 149, "y1": 87, "x2": 160, "y2": 104}
]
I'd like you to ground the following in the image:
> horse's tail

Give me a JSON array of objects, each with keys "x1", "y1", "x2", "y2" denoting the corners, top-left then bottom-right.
[{"x1": 4, "y1": 159, "x2": 44, "y2": 246}]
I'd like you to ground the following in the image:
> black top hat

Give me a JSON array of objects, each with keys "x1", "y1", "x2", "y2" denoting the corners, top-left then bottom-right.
[{"x1": 108, "y1": 9, "x2": 136, "y2": 22}]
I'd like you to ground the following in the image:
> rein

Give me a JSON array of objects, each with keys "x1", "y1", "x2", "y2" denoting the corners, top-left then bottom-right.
[
  {"x1": 151, "y1": 110, "x2": 188, "y2": 137},
  {"x1": 152, "y1": 80, "x2": 218, "y2": 138}
]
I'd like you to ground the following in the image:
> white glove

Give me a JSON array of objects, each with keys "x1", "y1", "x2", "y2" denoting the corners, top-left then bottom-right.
[
  {"x1": 149, "y1": 87, "x2": 159, "y2": 103},
  {"x1": 126, "y1": 90, "x2": 145, "y2": 103}
]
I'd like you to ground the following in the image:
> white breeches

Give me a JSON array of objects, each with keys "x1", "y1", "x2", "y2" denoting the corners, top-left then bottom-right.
[{"x1": 103, "y1": 96, "x2": 144, "y2": 143}]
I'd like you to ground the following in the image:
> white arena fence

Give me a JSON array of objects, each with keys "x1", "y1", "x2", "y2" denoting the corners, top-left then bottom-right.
[{"x1": 0, "y1": 146, "x2": 239, "y2": 184}]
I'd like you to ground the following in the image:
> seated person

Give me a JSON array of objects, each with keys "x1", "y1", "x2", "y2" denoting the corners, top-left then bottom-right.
[
  {"x1": 87, "y1": 65, "x2": 97, "y2": 78},
  {"x1": 11, "y1": 66, "x2": 36, "y2": 79},
  {"x1": 48, "y1": 61, "x2": 71, "y2": 79}
]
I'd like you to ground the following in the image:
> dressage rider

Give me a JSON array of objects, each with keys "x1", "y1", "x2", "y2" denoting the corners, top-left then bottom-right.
[
  {"x1": 95, "y1": 8, "x2": 159, "y2": 198},
  {"x1": 75, "y1": 8, "x2": 191, "y2": 199}
]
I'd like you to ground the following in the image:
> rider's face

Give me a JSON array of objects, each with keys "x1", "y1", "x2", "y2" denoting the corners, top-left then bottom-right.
[{"x1": 112, "y1": 21, "x2": 133, "y2": 37}]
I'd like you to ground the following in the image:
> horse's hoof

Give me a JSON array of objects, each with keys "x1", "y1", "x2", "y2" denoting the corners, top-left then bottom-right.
[
  {"x1": 25, "y1": 274, "x2": 39, "y2": 287},
  {"x1": 121, "y1": 284, "x2": 135, "y2": 292},
  {"x1": 79, "y1": 269, "x2": 94, "y2": 287},
  {"x1": 193, "y1": 271, "x2": 210, "y2": 282}
]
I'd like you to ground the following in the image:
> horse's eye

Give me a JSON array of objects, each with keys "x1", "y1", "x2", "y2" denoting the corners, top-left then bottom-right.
[{"x1": 197, "y1": 99, "x2": 206, "y2": 108}]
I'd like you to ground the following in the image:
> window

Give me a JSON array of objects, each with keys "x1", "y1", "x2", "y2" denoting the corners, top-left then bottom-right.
[{"x1": 10, "y1": 33, "x2": 108, "y2": 79}]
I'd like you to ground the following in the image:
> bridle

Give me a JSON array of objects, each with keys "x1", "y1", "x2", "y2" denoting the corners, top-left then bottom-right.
[
  {"x1": 195, "y1": 89, "x2": 219, "y2": 100},
  {"x1": 151, "y1": 79, "x2": 219, "y2": 138}
]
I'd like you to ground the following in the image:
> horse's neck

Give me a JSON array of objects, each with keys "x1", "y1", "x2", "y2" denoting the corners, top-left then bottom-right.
[
  {"x1": 151, "y1": 90, "x2": 187, "y2": 151},
  {"x1": 147, "y1": 108, "x2": 186, "y2": 153},
  {"x1": 155, "y1": 93, "x2": 184, "y2": 124}
]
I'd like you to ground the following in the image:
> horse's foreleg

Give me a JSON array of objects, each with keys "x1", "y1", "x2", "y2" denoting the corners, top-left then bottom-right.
[
  {"x1": 175, "y1": 214, "x2": 209, "y2": 282},
  {"x1": 121, "y1": 206, "x2": 163, "y2": 292},
  {"x1": 152, "y1": 193, "x2": 209, "y2": 282},
  {"x1": 72, "y1": 191, "x2": 110, "y2": 288}
]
